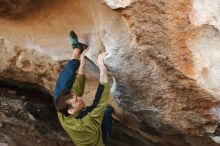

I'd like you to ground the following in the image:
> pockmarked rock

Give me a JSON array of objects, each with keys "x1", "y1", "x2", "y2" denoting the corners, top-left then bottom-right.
[{"x1": 1, "y1": 0, "x2": 220, "y2": 146}]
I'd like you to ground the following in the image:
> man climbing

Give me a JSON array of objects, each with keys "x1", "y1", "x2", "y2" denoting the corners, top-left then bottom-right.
[{"x1": 53, "y1": 31, "x2": 113, "y2": 146}]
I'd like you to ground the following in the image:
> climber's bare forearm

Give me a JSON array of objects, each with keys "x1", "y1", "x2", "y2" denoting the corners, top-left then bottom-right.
[
  {"x1": 78, "y1": 64, "x2": 85, "y2": 75},
  {"x1": 97, "y1": 52, "x2": 108, "y2": 83},
  {"x1": 78, "y1": 48, "x2": 88, "y2": 75},
  {"x1": 100, "y1": 68, "x2": 108, "y2": 83}
]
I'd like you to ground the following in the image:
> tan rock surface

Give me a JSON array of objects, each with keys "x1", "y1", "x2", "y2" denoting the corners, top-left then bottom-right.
[{"x1": 1, "y1": 0, "x2": 220, "y2": 145}]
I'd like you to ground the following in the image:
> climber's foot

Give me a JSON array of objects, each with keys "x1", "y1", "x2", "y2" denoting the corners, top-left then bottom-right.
[
  {"x1": 78, "y1": 43, "x2": 88, "y2": 53},
  {"x1": 69, "y1": 31, "x2": 79, "y2": 48},
  {"x1": 69, "y1": 31, "x2": 87, "y2": 53}
]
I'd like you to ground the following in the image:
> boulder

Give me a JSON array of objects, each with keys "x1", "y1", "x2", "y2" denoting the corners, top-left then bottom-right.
[{"x1": 1, "y1": 0, "x2": 220, "y2": 145}]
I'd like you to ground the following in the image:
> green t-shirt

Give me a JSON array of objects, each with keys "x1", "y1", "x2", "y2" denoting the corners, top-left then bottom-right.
[{"x1": 58, "y1": 83, "x2": 110, "y2": 146}]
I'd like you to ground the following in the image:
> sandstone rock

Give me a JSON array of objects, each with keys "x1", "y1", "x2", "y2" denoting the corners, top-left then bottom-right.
[
  {"x1": 1, "y1": 0, "x2": 220, "y2": 146},
  {"x1": 0, "y1": 0, "x2": 38, "y2": 18},
  {"x1": 0, "y1": 122, "x2": 3, "y2": 128},
  {"x1": 103, "y1": 0, "x2": 134, "y2": 9},
  {"x1": 0, "y1": 142, "x2": 8, "y2": 146},
  {"x1": 211, "y1": 136, "x2": 220, "y2": 144},
  {"x1": 190, "y1": 0, "x2": 220, "y2": 31}
]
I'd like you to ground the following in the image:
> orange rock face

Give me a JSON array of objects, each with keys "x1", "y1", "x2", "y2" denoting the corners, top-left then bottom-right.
[{"x1": 1, "y1": 0, "x2": 220, "y2": 145}]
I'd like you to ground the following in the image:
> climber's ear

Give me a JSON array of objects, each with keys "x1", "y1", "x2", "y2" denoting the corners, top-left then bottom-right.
[{"x1": 67, "y1": 106, "x2": 76, "y2": 115}]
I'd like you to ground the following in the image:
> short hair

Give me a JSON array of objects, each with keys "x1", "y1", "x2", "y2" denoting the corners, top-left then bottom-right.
[{"x1": 55, "y1": 91, "x2": 72, "y2": 116}]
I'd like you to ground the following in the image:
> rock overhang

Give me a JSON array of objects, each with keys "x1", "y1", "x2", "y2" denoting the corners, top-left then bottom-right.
[
  {"x1": 1, "y1": 0, "x2": 220, "y2": 145},
  {"x1": 0, "y1": 0, "x2": 132, "y2": 96}
]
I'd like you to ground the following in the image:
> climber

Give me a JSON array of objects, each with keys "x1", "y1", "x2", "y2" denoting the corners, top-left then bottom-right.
[{"x1": 53, "y1": 31, "x2": 113, "y2": 146}]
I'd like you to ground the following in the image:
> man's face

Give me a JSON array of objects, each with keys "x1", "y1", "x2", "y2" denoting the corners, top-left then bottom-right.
[{"x1": 66, "y1": 94, "x2": 84, "y2": 115}]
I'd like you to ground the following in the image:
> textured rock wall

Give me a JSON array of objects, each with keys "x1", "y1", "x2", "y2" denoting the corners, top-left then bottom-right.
[
  {"x1": 189, "y1": 0, "x2": 220, "y2": 97},
  {"x1": 1, "y1": 0, "x2": 220, "y2": 146}
]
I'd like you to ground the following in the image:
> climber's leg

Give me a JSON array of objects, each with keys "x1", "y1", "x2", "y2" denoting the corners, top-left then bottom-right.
[{"x1": 101, "y1": 105, "x2": 113, "y2": 145}]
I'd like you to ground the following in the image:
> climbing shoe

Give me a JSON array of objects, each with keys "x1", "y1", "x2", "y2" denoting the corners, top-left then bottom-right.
[
  {"x1": 78, "y1": 43, "x2": 88, "y2": 53},
  {"x1": 69, "y1": 30, "x2": 79, "y2": 47},
  {"x1": 69, "y1": 31, "x2": 88, "y2": 53}
]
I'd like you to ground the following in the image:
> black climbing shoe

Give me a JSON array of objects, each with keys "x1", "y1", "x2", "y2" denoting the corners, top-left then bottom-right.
[
  {"x1": 69, "y1": 31, "x2": 88, "y2": 53},
  {"x1": 78, "y1": 43, "x2": 88, "y2": 53},
  {"x1": 69, "y1": 30, "x2": 79, "y2": 48}
]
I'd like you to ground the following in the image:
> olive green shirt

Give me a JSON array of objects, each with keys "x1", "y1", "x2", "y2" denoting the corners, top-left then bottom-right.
[{"x1": 57, "y1": 83, "x2": 110, "y2": 146}]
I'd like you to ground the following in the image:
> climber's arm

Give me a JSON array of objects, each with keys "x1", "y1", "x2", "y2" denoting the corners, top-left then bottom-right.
[
  {"x1": 78, "y1": 48, "x2": 87, "y2": 75},
  {"x1": 87, "y1": 52, "x2": 110, "y2": 124},
  {"x1": 71, "y1": 49, "x2": 88, "y2": 96}
]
